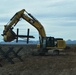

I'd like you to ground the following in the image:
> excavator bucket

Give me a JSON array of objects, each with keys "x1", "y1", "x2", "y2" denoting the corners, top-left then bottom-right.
[{"x1": 3, "y1": 30, "x2": 16, "y2": 42}]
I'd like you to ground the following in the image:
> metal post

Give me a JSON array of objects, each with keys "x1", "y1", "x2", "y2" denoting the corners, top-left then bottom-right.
[
  {"x1": 27, "y1": 29, "x2": 30, "y2": 44},
  {"x1": 16, "y1": 28, "x2": 19, "y2": 42}
]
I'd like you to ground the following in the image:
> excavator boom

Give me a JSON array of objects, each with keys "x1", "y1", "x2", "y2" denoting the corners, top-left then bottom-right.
[{"x1": 2, "y1": 9, "x2": 46, "y2": 42}]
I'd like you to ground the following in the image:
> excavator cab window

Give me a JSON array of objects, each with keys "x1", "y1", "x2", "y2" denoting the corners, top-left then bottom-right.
[
  {"x1": 42, "y1": 37, "x2": 55, "y2": 48},
  {"x1": 46, "y1": 37, "x2": 55, "y2": 47}
]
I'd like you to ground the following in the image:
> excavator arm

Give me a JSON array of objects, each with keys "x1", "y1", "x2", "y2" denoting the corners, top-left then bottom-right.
[{"x1": 2, "y1": 9, "x2": 46, "y2": 42}]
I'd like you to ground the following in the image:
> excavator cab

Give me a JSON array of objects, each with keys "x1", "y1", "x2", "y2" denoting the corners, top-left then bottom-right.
[
  {"x1": 34, "y1": 37, "x2": 66, "y2": 55},
  {"x1": 42, "y1": 37, "x2": 66, "y2": 49}
]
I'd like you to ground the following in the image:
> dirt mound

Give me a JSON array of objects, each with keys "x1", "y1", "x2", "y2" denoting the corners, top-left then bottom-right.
[{"x1": 0, "y1": 44, "x2": 76, "y2": 75}]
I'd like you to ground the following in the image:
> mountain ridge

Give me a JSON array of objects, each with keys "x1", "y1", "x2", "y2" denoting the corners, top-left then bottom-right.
[{"x1": 0, "y1": 39, "x2": 76, "y2": 44}]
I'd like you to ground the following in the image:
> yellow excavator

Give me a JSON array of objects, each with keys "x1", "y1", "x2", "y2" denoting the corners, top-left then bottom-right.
[{"x1": 2, "y1": 9, "x2": 66, "y2": 55}]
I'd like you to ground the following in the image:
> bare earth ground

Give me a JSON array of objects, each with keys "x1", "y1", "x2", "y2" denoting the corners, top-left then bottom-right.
[{"x1": 0, "y1": 44, "x2": 76, "y2": 75}]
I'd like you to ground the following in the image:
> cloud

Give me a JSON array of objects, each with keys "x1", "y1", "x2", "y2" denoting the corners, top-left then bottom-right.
[{"x1": 0, "y1": 0, "x2": 76, "y2": 41}]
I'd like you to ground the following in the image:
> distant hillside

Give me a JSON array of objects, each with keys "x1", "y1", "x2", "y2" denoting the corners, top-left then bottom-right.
[
  {"x1": 66, "y1": 40, "x2": 76, "y2": 44},
  {"x1": 0, "y1": 40, "x2": 39, "y2": 44},
  {"x1": 0, "y1": 39, "x2": 76, "y2": 44}
]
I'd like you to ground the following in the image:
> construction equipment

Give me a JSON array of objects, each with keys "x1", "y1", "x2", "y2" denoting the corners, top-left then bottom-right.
[{"x1": 2, "y1": 9, "x2": 66, "y2": 55}]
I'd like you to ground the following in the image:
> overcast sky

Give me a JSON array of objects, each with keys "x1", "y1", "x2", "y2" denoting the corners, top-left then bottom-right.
[{"x1": 0, "y1": 0, "x2": 76, "y2": 41}]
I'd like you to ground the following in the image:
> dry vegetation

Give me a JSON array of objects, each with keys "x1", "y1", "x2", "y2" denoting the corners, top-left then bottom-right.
[{"x1": 0, "y1": 44, "x2": 76, "y2": 75}]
